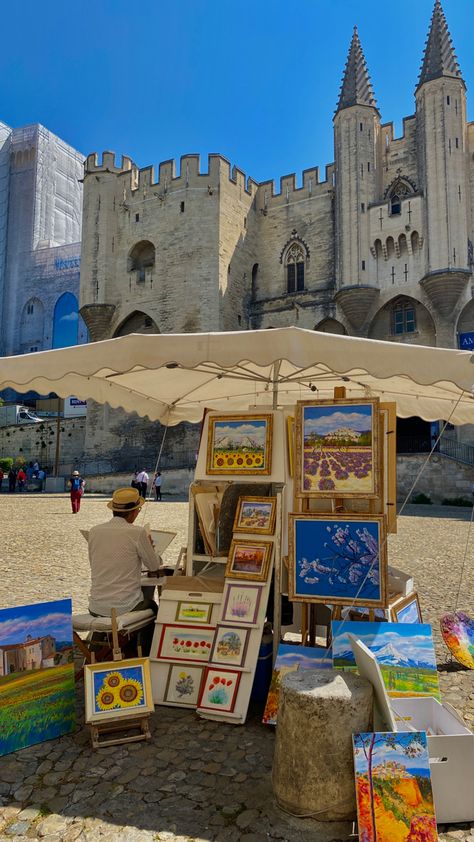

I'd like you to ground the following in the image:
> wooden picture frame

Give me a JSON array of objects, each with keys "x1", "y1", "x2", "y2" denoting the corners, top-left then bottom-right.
[
  {"x1": 84, "y1": 657, "x2": 154, "y2": 724},
  {"x1": 175, "y1": 601, "x2": 213, "y2": 624},
  {"x1": 288, "y1": 513, "x2": 387, "y2": 607},
  {"x1": 233, "y1": 496, "x2": 276, "y2": 535},
  {"x1": 221, "y1": 583, "x2": 262, "y2": 625},
  {"x1": 163, "y1": 664, "x2": 204, "y2": 707},
  {"x1": 225, "y1": 539, "x2": 272, "y2": 582},
  {"x1": 206, "y1": 414, "x2": 273, "y2": 475},
  {"x1": 210, "y1": 625, "x2": 250, "y2": 667},
  {"x1": 295, "y1": 398, "x2": 380, "y2": 499},
  {"x1": 286, "y1": 415, "x2": 295, "y2": 477},
  {"x1": 197, "y1": 667, "x2": 241, "y2": 713},
  {"x1": 156, "y1": 624, "x2": 215, "y2": 662},
  {"x1": 391, "y1": 592, "x2": 422, "y2": 624}
]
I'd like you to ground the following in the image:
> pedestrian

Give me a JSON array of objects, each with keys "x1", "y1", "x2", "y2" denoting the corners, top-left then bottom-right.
[
  {"x1": 135, "y1": 469, "x2": 149, "y2": 500},
  {"x1": 37, "y1": 467, "x2": 46, "y2": 492},
  {"x1": 131, "y1": 470, "x2": 139, "y2": 491},
  {"x1": 26, "y1": 462, "x2": 34, "y2": 483},
  {"x1": 153, "y1": 471, "x2": 162, "y2": 501},
  {"x1": 8, "y1": 468, "x2": 17, "y2": 493},
  {"x1": 33, "y1": 460, "x2": 39, "y2": 472},
  {"x1": 17, "y1": 467, "x2": 27, "y2": 492},
  {"x1": 0, "y1": 467, "x2": 3, "y2": 492},
  {"x1": 68, "y1": 469, "x2": 85, "y2": 514}
]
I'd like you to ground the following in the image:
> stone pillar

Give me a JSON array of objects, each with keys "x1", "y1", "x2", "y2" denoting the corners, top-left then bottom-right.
[{"x1": 272, "y1": 669, "x2": 373, "y2": 821}]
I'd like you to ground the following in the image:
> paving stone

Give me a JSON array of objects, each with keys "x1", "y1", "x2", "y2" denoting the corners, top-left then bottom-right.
[
  {"x1": 36, "y1": 814, "x2": 69, "y2": 837},
  {"x1": 236, "y1": 808, "x2": 260, "y2": 830},
  {"x1": 4, "y1": 822, "x2": 30, "y2": 837}
]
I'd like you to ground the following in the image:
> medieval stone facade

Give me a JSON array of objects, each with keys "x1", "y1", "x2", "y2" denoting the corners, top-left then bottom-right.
[{"x1": 79, "y1": 2, "x2": 474, "y2": 356}]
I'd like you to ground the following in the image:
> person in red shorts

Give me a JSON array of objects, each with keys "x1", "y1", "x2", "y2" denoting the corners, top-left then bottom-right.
[{"x1": 68, "y1": 469, "x2": 85, "y2": 513}]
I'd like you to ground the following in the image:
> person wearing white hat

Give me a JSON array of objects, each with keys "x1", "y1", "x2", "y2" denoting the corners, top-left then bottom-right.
[
  {"x1": 87, "y1": 487, "x2": 160, "y2": 653},
  {"x1": 68, "y1": 469, "x2": 85, "y2": 513}
]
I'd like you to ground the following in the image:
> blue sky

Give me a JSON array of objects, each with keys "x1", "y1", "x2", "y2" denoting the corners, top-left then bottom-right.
[
  {"x1": 275, "y1": 644, "x2": 331, "y2": 670},
  {"x1": 0, "y1": 1, "x2": 470, "y2": 182},
  {"x1": 353, "y1": 732, "x2": 431, "y2": 776},
  {"x1": 332, "y1": 621, "x2": 437, "y2": 667},
  {"x1": 304, "y1": 404, "x2": 372, "y2": 435},
  {"x1": 0, "y1": 599, "x2": 72, "y2": 645}
]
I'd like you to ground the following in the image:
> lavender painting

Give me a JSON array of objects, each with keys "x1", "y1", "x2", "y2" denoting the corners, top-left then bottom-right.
[{"x1": 289, "y1": 514, "x2": 386, "y2": 607}]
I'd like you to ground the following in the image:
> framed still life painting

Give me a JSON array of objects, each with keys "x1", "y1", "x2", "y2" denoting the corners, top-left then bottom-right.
[
  {"x1": 206, "y1": 414, "x2": 273, "y2": 475},
  {"x1": 226, "y1": 540, "x2": 272, "y2": 582},
  {"x1": 288, "y1": 513, "x2": 387, "y2": 607},
  {"x1": 221, "y1": 583, "x2": 262, "y2": 625},
  {"x1": 233, "y1": 496, "x2": 276, "y2": 535},
  {"x1": 295, "y1": 398, "x2": 379, "y2": 498},
  {"x1": 84, "y1": 657, "x2": 154, "y2": 724},
  {"x1": 210, "y1": 625, "x2": 250, "y2": 667},
  {"x1": 197, "y1": 667, "x2": 241, "y2": 713},
  {"x1": 156, "y1": 624, "x2": 215, "y2": 662},
  {"x1": 163, "y1": 664, "x2": 204, "y2": 707}
]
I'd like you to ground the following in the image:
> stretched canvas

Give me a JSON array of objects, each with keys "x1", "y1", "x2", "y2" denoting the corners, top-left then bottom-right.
[
  {"x1": 295, "y1": 398, "x2": 379, "y2": 498},
  {"x1": 441, "y1": 611, "x2": 474, "y2": 669},
  {"x1": 164, "y1": 665, "x2": 204, "y2": 706},
  {"x1": 197, "y1": 667, "x2": 241, "y2": 713},
  {"x1": 226, "y1": 540, "x2": 272, "y2": 582},
  {"x1": 233, "y1": 496, "x2": 276, "y2": 535},
  {"x1": 0, "y1": 599, "x2": 75, "y2": 756},
  {"x1": 221, "y1": 583, "x2": 262, "y2": 625},
  {"x1": 353, "y1": 731, "x2": 438, "y2": 842},
  {"x1": 332, "y1": 621, "x2": 440, "y2": 699},
  {"x1": 289, "y1": 514, "x2": 386, "y2": 607},
  {"x1": 262, "y1": 644, "x2": 332, "y2": 725},
  {"x1": 85, "y1": 657, "x2": 154, "y2": 723},
  {"x1": 392, "y1": 593, "x2": 422, "y2": 624},
  {"x1": 211, "y1": 626, "x2": 250, "y2": 667},
  {"x1": 156, "y1": 624, "x2": 215, "y2": 662},
  {"x1": 206, "y1": 414, "x2": 273, "y2": 475}
]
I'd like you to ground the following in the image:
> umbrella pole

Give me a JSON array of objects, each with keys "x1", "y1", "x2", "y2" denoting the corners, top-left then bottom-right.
[{"x1": 272, "y1": 360, "x2": 281, "y2": 409}]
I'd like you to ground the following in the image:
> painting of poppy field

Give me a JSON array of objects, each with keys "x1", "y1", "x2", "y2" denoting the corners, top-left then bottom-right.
[
  {"x1": 353, "y1": 731, "x2": 438, "y2": 842},
  {"x1": 296, "y1": 400, "x2": 378, "y2": 497},
  {"x1": 206, "y1": 415, "x2": 273, "y2": 475}
]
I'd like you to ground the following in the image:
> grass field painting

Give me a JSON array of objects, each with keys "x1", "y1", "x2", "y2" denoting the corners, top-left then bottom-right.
[
  {"x1": 0, "y1": 599, "x2": 75, "y2": 756},
  {"x1": 297, "y1": 399, "x2": 378, "y2": 497},
  {"x1": 262, "y1": 644, "x2": 332, "y2": 725},
  {"x1": 332, "y1": 621, "x2": 440, "y2": 700},
  {"x1": 353, "y1": 731, "x2": 438, "y2": 842},
  {"x1": 206, "y1": 415, "x2": 272, "y2": 475}
]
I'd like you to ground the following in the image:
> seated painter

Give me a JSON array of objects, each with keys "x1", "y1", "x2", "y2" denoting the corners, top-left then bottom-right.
[{"x1": 87, "y1": 487, "x2": 159, "y2": 652}]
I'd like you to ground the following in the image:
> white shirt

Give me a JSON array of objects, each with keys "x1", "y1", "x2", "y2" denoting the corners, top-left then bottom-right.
[
  {"x1": 136, "y1": 471, "x2": 149, "y2": 484},
  {"x1": 88, "y1": 517, "x2": 159, "y2": 616},
  {"x1": 154, "y1": 475, "x2": 162, "y2": 487}
]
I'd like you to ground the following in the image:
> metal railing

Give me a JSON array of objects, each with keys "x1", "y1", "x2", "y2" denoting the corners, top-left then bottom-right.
[{"x1": 439, "y1": 437, "x2": 474, "y2": 467}]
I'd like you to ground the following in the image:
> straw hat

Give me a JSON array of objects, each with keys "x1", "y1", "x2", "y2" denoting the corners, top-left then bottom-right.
[
  {"x1": 72, "y1": 470, "x2": 80, "y2": 476},
  {"x1": 107, "y1": 486, "x2": 145, "y2": 512}
]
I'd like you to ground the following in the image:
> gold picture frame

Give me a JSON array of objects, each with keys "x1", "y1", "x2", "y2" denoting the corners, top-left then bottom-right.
[
  {"x1": 391, "y1": 592, "x2": 422, "y2": 624},
  {"x1": 286, "y1": 415, "x2": 295, "y2": 477},
  {"x1": 233, "y1": 496, "x2": 277, "y2": 535},
  {"x1": 295, "y1": 398, "x2": 380, "y2": 499},
  {"x1": 206, "y1": 414, "x2": 273, "y2": 475},
  {"x1": 84, "y1": 657, "x2": 154, "y2": 724},
  {"x1": 226, "y1": 539, "x2": 273, "y2": 582}
]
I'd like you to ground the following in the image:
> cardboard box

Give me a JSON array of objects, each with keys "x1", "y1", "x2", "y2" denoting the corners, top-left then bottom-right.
[
  {"x1": 387, "y1": 564, "x2": 414, "y2": 597},
  {"x1": 350, "y1": 634, "x2": 474, "y2": 824}
]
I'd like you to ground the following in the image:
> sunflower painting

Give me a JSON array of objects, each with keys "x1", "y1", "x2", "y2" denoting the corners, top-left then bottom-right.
[{"x1": 84, "y1": 658, "x2": 154, "y2": 724}]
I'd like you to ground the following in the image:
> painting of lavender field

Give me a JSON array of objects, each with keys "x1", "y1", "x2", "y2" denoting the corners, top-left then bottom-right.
[
  {"x1": 297, "y1": 399, "x2": 378, "y2": 497},
  {"x1": 289, "y1": 515, "x2": 386, "y2": 606},
  {"x1": 332, "y1": 621, "x2": 440, "y2": 699}
]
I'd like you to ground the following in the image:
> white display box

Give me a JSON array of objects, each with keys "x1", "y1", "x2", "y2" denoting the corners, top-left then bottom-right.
[
  {"x1": 350, "y1": 634, "x2": 474, "y2": 824},
  {"x1": 387, "y1": 564, "x2": 414, "y2": 597}
]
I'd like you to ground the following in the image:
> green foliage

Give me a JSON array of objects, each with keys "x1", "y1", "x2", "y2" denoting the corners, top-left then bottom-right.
[
  {"x1": 411, "y1": 493, "x2": 432, "y2": 505},
  {"x1": 441, "y1": 497, "x2": 472, "y2": 507},
  {"x1": 13, "y1": 456, "x2": 26, "y2": 468},
  {"x1": 0, "y1": 458, "x2": 13, "y2": 472}
]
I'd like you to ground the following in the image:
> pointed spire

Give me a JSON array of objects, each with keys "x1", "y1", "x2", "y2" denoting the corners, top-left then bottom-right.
[
  {"x1": 336, "y1": 26, "x2": 378, "y2": 113},
  {"x1": 417, "y1": 0, "x2": 463, "y2": 90}
]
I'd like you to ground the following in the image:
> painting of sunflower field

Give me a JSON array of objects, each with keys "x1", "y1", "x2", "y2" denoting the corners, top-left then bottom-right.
[
  {"x1": 0, "y1": 599, "x2": 75, "y2": 757},
  {"x1": 296, "y1": 399, "x2": 379, "y2": 498},
  {"x1": 353, "y1": 731, "x2": 438, "y2": 842},
  {"x1": 206, "y1": 415, "x2": 273, "y2": 475},
  {"x1": 85, "y1": 658, "x2": 154, "y2": 723}
]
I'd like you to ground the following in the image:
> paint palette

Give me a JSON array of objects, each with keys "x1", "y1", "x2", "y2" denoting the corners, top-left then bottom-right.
[{"x1": 441, "y1": 611, "x2": 474, "y2": 669}]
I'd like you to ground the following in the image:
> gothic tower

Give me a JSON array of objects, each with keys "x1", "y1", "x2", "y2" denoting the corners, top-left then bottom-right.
[
  {"x1": 334, "y1": 27, "x2": 381, "y2": 332},
  {"x1": 416, "y1": 0, "x2": 470, "y2": 342}
]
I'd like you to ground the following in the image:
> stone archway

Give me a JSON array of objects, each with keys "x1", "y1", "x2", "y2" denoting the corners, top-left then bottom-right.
[
  {"x1": 368, "y1": 295, "x2": 435, "y2": 345},
  {"x1": 314, "y1": 318, "x2": 347, "y2": 335},
  {"x1": 113, "y1": 311, "x2": 159, "y2": 337}
]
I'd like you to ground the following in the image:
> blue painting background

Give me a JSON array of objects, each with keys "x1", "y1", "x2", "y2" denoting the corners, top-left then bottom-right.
[{"x1": 93, "y1": 665, "x2": 145, "y2": 713}]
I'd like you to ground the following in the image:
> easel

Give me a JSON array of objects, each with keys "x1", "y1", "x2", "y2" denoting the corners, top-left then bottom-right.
[{"x1": 89, "y1": 610, "x2": 152, "y2": 749}]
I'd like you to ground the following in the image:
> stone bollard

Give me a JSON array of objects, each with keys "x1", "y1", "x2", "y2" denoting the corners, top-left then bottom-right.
[{"x1": 272, "y1": 668, "x2": 373, "y2": 821}]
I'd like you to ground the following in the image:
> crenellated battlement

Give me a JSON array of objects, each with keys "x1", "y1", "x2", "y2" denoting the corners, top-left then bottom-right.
[
  {"x1": 255, "y1": 163, "x2": 335, "y2": 211},
  {"x1": 84, "y1": 151, "x2": 134, "y2": 175}
]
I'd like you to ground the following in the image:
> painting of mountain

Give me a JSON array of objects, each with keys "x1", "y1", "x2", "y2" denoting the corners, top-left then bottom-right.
[
  {"x1": 332, "y1": 621, "x2": 440, "y2": 700},
  {"x1": 353, "y1": 731, "x2": 438, "y2": 842}
]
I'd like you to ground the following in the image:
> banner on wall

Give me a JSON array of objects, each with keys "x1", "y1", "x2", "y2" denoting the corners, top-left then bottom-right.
[
  {"x1": 64, "y1": 396, "x2": 87, "y2": 418},
  {"x1": 459, "y1": 331, "x2": 474, "y2": 350}
]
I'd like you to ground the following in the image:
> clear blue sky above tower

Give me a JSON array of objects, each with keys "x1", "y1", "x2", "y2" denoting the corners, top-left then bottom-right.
[{"x1": 0, "y1": 0, "x2": 470, "y2": 182}]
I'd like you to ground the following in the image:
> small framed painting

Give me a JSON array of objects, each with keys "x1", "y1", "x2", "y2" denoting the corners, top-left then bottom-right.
[
  {"x1": 226, "y1": 540, "x2": 272, "y2": 582},
  {"x1": 197, "y1": 667, "x2": 241, "y2": 713},
  {"x1": 295, "y1": 398, "x2": 379, "y2": 499},
  {"x1": 206, "y1": 414, "x2": 273, "y2": 475},
  {"x1": 221, "y1": 583, "x2": 262, "y2": 625},
  {"x1": 175, "y1": 601, "x2": 213, "y2": 624},
  {"x1": 164, "y1": 665, "x2": 204, "y2": 707},
  {"x1": 286, "y1": 416, "x2": 295, "y2": 477},
  {"x1": 233, "y1": 496, "x2": 276, "y2": 535},
  {"x1": 391, "y1": 592, "x2": 422, "y2": 624},
  {"x1": 84, "y1": 657, "x2": 154, "y2": 724},
  {"x1": 210, "y1": 626, "x2": 250, "y2": 667},
  {"x1": 156, "y1": 624, "x2": 215, "y2": 662}
]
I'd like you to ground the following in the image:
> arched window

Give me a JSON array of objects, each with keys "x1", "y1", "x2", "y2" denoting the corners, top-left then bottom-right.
[
  {"x1": 127, "y1": 240, "x2": 155, "y2": 283},
  {"x1": 53, "y1": 292, "x2": 80, "y2": 348},
  {"x1": 390, "y1": 194, "x2": 401, "y2": 215},
  {"x1": 20, "y1": 297, "x2": 44, "y2": 351},
  {"x1": 411, "y1": 231, "x2": 420, "y2": 253},
  {"x1": 386, "y1": 236, "x2": 395, "y2": 258},
  {"x1": 392, "y1": 299, "x2": 416, "y2": 336},
  {"x1": 114, "y1": 311, "x2": 159, "y2": 337},
  {"x1": 398, "y1": 233, "x2": 407, "y2": 255},
  {"x1": 286, "y1": 243, "x2": 305, "y2": 293},
  {"x1": 385, "y1": 176, "x2": 415, "y2": 217}
]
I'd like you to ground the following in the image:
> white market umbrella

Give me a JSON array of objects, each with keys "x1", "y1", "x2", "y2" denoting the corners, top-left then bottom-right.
[{"x1": 0, "y1": 327, "x2": 473, "y2": 425}]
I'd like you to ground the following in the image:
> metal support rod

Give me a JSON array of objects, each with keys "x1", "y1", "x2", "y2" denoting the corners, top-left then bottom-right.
[{"x1": 54, "y1": 397, "x2": 61, "y2": 476}]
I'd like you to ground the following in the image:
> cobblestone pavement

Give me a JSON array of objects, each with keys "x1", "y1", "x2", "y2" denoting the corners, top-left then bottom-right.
[{"x1": 0, "y1": 494, "x2": 473, "y2": 841}]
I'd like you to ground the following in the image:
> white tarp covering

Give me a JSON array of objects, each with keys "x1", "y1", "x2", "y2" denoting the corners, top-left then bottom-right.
[{"x1": 0, "y1": 327, "x2": 473, "y2": 425}]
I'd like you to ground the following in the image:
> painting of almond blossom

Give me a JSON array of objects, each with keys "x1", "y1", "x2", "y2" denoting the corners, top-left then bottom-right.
[{"x1": 289, "y1": 514, "x2": 387, "y2": 607}]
